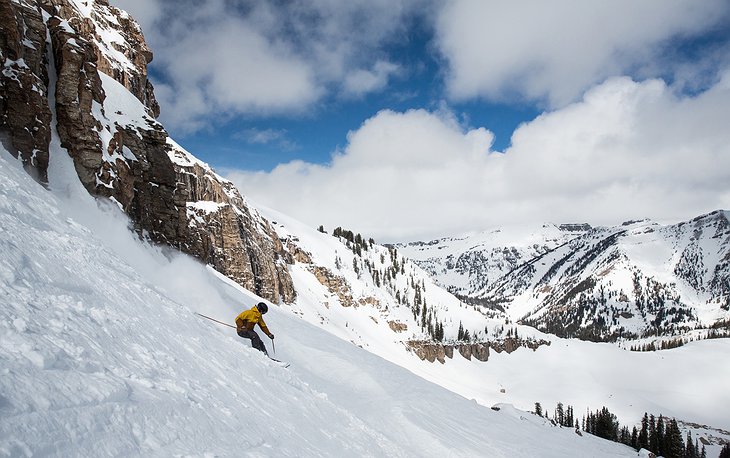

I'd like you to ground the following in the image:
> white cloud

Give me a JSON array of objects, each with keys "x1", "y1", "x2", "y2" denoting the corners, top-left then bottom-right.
[
  {"x1": 434, "y1": 0, "x2": 730, "y2": 107},
  {"x1": 343, "y1": 61, "x2": 401, "y2": 98},
  {"x1": 234, "y1": 128, "x2": 299, "y2": 152},
  {"x1": 111, "y1": 0, "x2": 426, "y2": 132},
  {"x1": 227, "y1": 75, "x2": 730, "y2": 242},
  {"x1": 110, "y1": 0, "x2": 161, "y2": 34}
]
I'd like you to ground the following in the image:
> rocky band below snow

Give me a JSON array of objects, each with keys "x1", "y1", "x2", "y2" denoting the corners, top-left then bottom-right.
[
  {"x1": 0, "y1": 0, "x2": 295, "y2": 303},
  {"x1": 405, "y1": 338, "x2": 551, "y2": 364}
]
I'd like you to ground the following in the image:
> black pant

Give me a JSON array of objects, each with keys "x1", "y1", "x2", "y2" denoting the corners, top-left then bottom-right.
[{"x1": 238, "y1": 329, "x2": 267, "y2": 354}]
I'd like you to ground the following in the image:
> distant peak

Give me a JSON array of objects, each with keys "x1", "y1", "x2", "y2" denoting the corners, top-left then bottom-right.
[
  {"x1": 691, "y1": 209, "x2": 729, "y2": 223},
  {"x1": 620, "y1": 219, "x2": 650, "y2": 227},
  {"x1": 558, "y1": 223, "x2": 592, "y2": 232}
]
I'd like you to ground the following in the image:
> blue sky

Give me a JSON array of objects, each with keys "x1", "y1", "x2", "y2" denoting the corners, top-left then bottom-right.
[
  {"x1": 114, "y1": 0, "x2": 730, "y2": 241},
  {"x1": 143, "y1": 8, "x2": 541, "y2": 172}
]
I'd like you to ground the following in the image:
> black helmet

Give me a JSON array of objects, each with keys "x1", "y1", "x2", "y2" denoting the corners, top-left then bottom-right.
[{"x1": 256, "y1": 302, "x2": 268, "y2": 314}]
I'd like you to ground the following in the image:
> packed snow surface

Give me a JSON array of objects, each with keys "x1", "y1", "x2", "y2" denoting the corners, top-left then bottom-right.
[{"x1": 0, "y1": 146, "x2": 641, "y2": 456}]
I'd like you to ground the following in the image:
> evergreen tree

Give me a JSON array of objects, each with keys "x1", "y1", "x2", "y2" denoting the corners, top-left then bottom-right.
[
  {"x1": 566, "y1": 405, "x2": 574, "y2": 428},
  {"x1": 664, "y1": 419, "x2": 683, "y2": 458},
  {"x1": 619, "y1": 426, "x2": 631, "y2": 446},
  {"x1": 555, "y1": 402, "x2": 565, "y2": 426},
  {"x1": 656, "y1": 415, "x2": 665, "y2": 457},
  {"x1": 639, "y1": 413, "x2": 649, "y2": 450},
  {"x1": 719, "y1": 443, "x2": 730, "y2": 458},
  {"x1": 593, "y1": 406, "x2": 619, "y2": 441},
  {"x1": 631, "y1": 426, "x2": 639, "y2": 450},
  {"x1": 534, "y1": 402, "x2": 542, "y2": 417},
  {"x1": 649, "y1": 415, "x2": 657, "y2": 453},
  {"x1": 685, "y1": 432, "x2": 696, "y2": 458}
]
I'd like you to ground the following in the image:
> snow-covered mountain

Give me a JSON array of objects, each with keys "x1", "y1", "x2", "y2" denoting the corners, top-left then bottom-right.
[
  {"x1": 1, "y1": 134, "x2": 646, "y2": 457},
  {"x1": 397, "y1": 223, "x2": 591, "y2": 302},
  {"x1": 399, "y1": 216, "x2": 730, "y2": 344},
  {"x1": 2, "y1": 0, "x2": 730, "y2": 456}
]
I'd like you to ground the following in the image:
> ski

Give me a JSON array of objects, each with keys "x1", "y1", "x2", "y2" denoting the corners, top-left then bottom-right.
[{"x1": 269, "y1": 357, "x2": 290, "y2": 368}]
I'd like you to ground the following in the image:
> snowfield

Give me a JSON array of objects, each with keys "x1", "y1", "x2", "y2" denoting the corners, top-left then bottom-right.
[{"x1": 0, "y1": 145, "x2": 643, "y2": 456}]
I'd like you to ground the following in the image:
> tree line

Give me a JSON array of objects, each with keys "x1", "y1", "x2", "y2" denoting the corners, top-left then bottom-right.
[{"x1": 533, "y1": 402, "x2": 712, "y2": 458}]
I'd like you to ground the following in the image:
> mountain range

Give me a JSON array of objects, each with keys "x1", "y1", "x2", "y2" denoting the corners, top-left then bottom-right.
[
  {"x1": 1, "y1": 0, "x2": 729, "y2": 456},
  {"x1": 398, "y1": 214, "x2": 730, "y2": 344}
]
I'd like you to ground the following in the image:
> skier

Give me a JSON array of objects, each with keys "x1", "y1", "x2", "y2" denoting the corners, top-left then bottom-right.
[{"x1": 235, "y1": 302, "x2": 274, "y2": 355}]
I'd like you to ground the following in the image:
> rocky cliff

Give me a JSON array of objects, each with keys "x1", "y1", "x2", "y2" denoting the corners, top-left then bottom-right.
[
  {"x1": 405, "y1": 338, "x2": 550, "y2": 364},
  {"x1": 0, "y1": 0, "x2": 295, "y2": 303}
]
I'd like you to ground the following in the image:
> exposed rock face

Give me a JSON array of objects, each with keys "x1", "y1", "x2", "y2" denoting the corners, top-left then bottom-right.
[
  {"x1": 358, "y1": 296, "x2": 380, "y2": 308},
  {"x1": 308, "y1": 264, "x2": 383, "y2": 310},
  {"x1": 0, "y1": 0, "x2": 52, "y2": 182},
  {"x1": 0, "y1": 0, "x2": 295, "y2": 304},
  {"x1": 405, "y1": 338, "x2": 550, "y2": 364},
  {"x1": 170, "y1": 143, "x2": 295, "y2": 304},
  {"x1": 284, "y1": 238, "x2": 313, "y2": 264},
  {"x1": 310, "y1": 265, "x2": 355, "y2": 307},
  {"x1": 388, "y1": 321, "x2": 408, "y2": 333},
  {"x1": 46, "y1": 8, "x2": 107, "y2": 192}
]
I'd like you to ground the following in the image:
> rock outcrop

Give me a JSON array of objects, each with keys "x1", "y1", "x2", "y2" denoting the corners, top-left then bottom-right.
[
  {"x1": 0, "y1": 0, "x2": 295, "y2": 303},
  {"x1": 0, "y1": 0, "x2": 52, "y2": 182},
  {"x1": 405, "y1": 338, "x2": 550, "y2": 364},
  {"x1": 310, "y1": 265, "x2": 356, "y2": 307},
  {"x1": 169, "y1": 142, "x2": 295, "y2": 303}
]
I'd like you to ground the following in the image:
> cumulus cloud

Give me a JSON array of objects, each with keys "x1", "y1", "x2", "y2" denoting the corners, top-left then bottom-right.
[
  {"x1": 234, "y1": 128, "x2": 299, "y2": 152},
  {"x1": 112, "y1": 0, "x2": 425, "y2": 132},
  {"x1": 343, "y1": 61, "x2": 401, "y2": 98},
  {"x1": 434, "y1": 0, "x2": 730, "y2": 107},
  {"x1": 227, "y1": 75, "x2": 730, "y2": 242}
]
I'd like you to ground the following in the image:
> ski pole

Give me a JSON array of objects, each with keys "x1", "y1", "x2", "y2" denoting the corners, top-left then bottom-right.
[
  {"x1": 270, "y1": 336, "x2": 275, "y2": 355},
  {"x1": 196, "y1": 312, "x2": 236, "y2": 329}
]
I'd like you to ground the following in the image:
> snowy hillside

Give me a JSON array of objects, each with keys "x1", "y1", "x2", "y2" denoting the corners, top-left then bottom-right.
[
  {"x1": 251, "y1": 202, "x2": 730, "y2": 454},
  {"x1": 485, "y1": 217, "x2": 730, "y2": 343},
  {"x1": 2, "y1": 0, "x2": 728, "y2": 455},
  {"x1": 398, "y1": 217, "x2": 730, "y2": 344},
  {"x1": 397, "y1": 223, "x2": 590, "y2": 301},
  {"x1": 0, "y1": 144, "x2": 648, "y2": 456}
]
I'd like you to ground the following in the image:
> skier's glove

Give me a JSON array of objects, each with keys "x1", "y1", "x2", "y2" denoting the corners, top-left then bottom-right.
[{"x1": 268, "y1": 333, "x2": 275, "y2": 339}]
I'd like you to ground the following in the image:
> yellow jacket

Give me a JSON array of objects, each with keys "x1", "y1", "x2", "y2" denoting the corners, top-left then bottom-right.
[{"x1": 235, "y1": 306, "x2": 272, "y2": 337}]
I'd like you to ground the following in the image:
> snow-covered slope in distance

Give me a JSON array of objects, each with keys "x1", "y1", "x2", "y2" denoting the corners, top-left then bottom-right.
[
  {"x1": 398, "y1": 217, "x2": 730, "y2": 344},
  {"x1": 254, "y1": 204, "x2": 730, "y2": 444},
  {"x1": 396, "y1": 223, "x2": 590, "y2": 300},
  {"x1": 485, "y1": 217, "x2": 730, "y2": 342},
  {"x1": 0, "y1": 146, "x2": 643, "y2": 456}
]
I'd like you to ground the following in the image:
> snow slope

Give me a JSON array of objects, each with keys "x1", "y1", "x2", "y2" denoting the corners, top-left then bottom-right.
[
  {"x1": 397, "y1": 223, "x2": 589, "y2": 298},
  {"x1": 252, "y1": 204, "x2": 730, "y2": 454},
  {"x1": 0, "y1": 146, "x2": 642, "y2": 455}
]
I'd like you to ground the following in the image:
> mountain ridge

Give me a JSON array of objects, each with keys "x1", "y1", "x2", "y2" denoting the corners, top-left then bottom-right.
[
  {"x1": 1, "y1": 0, "x2": 294, "y2": 303},
  {"x1": 399, "y1": 211, "x2": 730, "y2": 344},
  {"x1": 2, "y1": 2, "x2": 730, "y2": 455}
]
